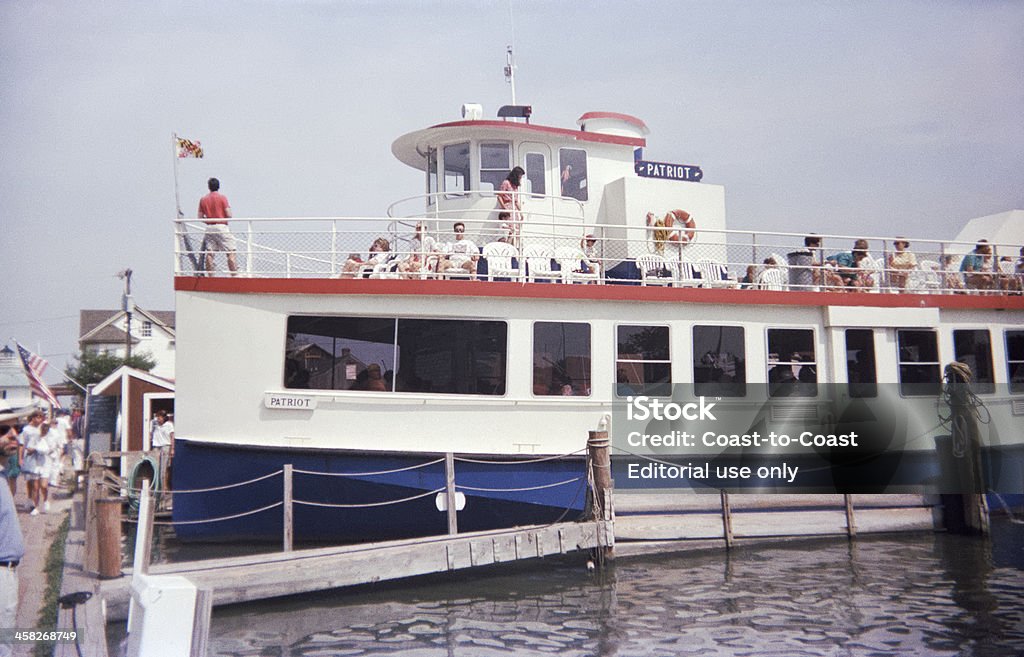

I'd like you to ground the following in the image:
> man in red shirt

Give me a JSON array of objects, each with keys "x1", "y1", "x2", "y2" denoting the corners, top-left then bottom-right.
[{"x1": 198, "y1": 177, "x2": 237, "y2": 274}]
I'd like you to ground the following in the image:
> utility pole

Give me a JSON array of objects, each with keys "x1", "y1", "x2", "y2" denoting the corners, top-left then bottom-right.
[{"x1": 118, "y1": 269, "x2": 134, "y2": 360}]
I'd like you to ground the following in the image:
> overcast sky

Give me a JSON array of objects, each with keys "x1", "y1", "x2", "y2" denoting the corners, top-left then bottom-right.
[{"x1": 1, "y1": 0, "x2": 1022, "y2": 378}]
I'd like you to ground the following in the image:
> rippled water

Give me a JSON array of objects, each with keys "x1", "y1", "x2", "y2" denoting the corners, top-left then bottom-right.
[{"x1": 201, "y1": 519, "x2": 1024, "y2": 657}]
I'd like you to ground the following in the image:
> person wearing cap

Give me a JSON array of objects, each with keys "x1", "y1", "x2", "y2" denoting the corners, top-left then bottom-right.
[
  {"x1": 1, "y1": 425, "x2": 26, "y2": 653},
  {"x1": 887, "y1": 238, "x2": 918, "y2": 290},
  {"x1": 580, "y1": 234, "x2": 602, "y2": 282}
]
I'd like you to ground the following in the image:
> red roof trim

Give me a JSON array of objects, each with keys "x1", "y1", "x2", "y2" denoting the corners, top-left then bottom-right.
[
  {"x1": 427, "y1": 120, "x2": 646, "y2": 147},
  {"x1": 577, "y1": 112, "x2": 649, "y2": 132},
  {"x1": 174, "y1": 277, "x2": 1024, "y2": 310}
]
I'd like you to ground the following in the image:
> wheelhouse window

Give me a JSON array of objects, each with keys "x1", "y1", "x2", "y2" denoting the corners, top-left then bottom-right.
[
  {"x1": 533, "y1": 322, "x2": 591, "y2": 396},
  {"x1": 767, "y1": 328, "x2": 817, "y2": 397},
  {"x1": 558, "y1": 148, "x2": 588, "y2": 201},
  {"x1": 845, "y1": 329, "x2": 877, "y2": 398},
  {"x1": 693, "y1": 325, "x2": 746, "y2": 397},
  {"x1": 426, "y1": 148, "x2": 438, "y2": 205},
  {"x1": 953, "y1": 330, "x2": 994, "y2": 394},
  {"x1": 524, "y1": 152, "x2": 546, "y2": 197},
  {"x1": 443, "y1": 142, "x2": 470, "y2": 198},
  {"x1": 1006, "y1": 330, "x2": 1024, "y2": 394},
  {"x1": 897, "y1": 329, "x2": 941, "y2": 396},
  {"x1": 479, "y1": 142, "x2": 511, "y2": 192},
  {"x1": 285, "y1": 316, "x2": 507, "y2": 395},
  {"x1": 616, "y1": 325, "x2": 671, "y2": 397}
]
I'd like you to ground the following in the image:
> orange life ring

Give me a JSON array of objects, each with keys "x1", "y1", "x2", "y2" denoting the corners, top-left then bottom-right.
[{"x1": 665, "y1": 209, "x2": 696, "y2": 244}]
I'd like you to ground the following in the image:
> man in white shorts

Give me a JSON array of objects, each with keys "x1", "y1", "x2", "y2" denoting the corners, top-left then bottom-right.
[
  {"x1": 199, "y1": 177, "x2": 237, "y2": 274},
  {"x1": 440, "y1": 222, "x2": 479, "y2": 278}
]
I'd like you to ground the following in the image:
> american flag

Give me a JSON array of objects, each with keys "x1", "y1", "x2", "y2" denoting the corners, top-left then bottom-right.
[
  {"x1": 16, "y1": 343, "x2": 61, "y2": 409},
  {"x1": 176, "y1": 136, "x2": 204, "y2": 159}
]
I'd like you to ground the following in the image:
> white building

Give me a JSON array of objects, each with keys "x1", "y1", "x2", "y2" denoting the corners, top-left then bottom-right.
[
  {"x1": 0, "y1": 345, "x2": 32, "y2": 409},
  {"x1": 78, "y1": 309, "x2": 176, "y2": 380}
]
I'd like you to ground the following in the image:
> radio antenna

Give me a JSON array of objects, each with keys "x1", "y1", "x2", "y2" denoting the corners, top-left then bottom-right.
[{"x1": 504, "y1": 1, "x2": 517, "y2": 104}]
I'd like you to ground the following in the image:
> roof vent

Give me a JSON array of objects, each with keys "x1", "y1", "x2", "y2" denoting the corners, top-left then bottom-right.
[
  {"x1": 497, "y1": 104, "x2": 532, "y2": 123},
  {"x1": 461, "y1": 103, "x2": 483, "y2": 120},
  {"x1": 577, "y1": 112, "x2": 649, "y2": 138}
]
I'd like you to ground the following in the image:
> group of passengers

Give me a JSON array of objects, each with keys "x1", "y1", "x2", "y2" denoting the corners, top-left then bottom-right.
[{"x1": 798, "y1": 235, "x2": 1024, "y2": 293}]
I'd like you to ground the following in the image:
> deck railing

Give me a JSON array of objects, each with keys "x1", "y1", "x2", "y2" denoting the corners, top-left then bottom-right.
[{"x1": 174, "y1": 210, "x2": 1023, "y2": 295}]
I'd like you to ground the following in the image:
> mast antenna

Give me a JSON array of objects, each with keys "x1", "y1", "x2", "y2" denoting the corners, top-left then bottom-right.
[{"x1": 504, "y1": 1, "x2": 517, "y2": 104}]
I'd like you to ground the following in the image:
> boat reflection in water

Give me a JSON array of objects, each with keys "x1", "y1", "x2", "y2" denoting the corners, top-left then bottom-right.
[{"x1": 202, "y1": 518, "x2": 1024, "y2": 656}]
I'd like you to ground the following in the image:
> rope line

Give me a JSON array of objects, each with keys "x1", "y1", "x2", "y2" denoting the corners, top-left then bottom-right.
[
  {"x1": 293, "y1": 458, "x2": 445, "y2": 478},
  {"x1": 454, "y1": 448, "x2": 587, "y2": 465},
  {"x1": 121, "y1": 469, "x2": 284, "y2": 496},
  {"x1": 124, "y1": 501, "x2": 284, "y2": 526},
  {"x1": 456, "y1": 476, "x2": 582, "y2": 493},
  {"x1": 294, "y1": 487, "x2": 445, "y2": 509}
]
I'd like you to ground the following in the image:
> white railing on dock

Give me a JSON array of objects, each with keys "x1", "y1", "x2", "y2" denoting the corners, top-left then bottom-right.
[{"x1": 174, "y1": 205, "x2": 1023, "y2": 296}]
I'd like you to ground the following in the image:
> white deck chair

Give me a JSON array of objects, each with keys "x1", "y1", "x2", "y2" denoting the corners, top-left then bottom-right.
[
  {"x1": 636, "y1": 253, "x2": 675, "y2": 286},
  {"x1": 695, "y1": 260, "x2": 730, "y2": 288},
  {"x1": 482, "y1": 242, "x2": 521, "y2": 281},
  {"x1": 859, "y1": 255, "x2": 883, "y2": 292},
  {"x1": 907, "y1": 259, "x2": 941, "y2": 292},
  {"x1": 554, "y1": 246, "x2": 600, "y2": 284},
  {"x1": 756, "y1": 266, "x2": 787, "y2": 291},
  {"x1": 522, "y1": 244, "x2": 561, "y2": 283}
]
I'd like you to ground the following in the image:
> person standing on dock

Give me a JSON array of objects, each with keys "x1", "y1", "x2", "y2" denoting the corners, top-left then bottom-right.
[
  {"x1": 198, "y1": 177, "x2": 238, "y2": 275},
  {"x1": 151, "y1": 410, "x2": 174, "y2": 488},
  {"x1": 0, "y1": 428, "x2": 26, "y2": 657}
]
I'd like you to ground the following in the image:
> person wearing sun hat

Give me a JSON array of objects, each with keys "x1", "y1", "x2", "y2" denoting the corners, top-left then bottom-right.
[{"x1": 888, "y1": 237, "x2": 917, "y2": 290}]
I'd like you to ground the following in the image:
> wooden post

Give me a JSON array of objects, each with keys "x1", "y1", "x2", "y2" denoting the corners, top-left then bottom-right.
[
  {"x1": 844, "y1": 494, "x2": 857, "y2": 538},
  {"x1": 84, "y1": 463, "x2": 108, "y2": 575},
  {"x1": 720, "y1": 490, "x2": 734, "y2": 549},
  {"x1": 96, "y1": 497, "x2": 123, "y2": 579},
  {"x1": 445, "y1": 453, "x2": 458, "y2": 535},
  {"x1": 133, "y1": 481, "x2": 155, "y2": 576},
  {"x1": 190, "y1": 588, "x2": 213, "y2": 657},
  {"x1": 283, "y1": 464, "x2": 294, "y2": 552},
  {"x1": 587, "y1": 430, "x2": 611, "y2": 520}
]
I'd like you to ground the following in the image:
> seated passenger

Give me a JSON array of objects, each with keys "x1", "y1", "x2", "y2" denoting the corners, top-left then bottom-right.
[
  {"x1": 580, "y1": 234, "x2": 602, "y2": 280},
  {"x1": 887, "y1": 238, "x2": 917, "y2": 290},
  {"x1": 397, "y1": 223, "x2": 441, "y2": 278},
  {"x1": 340, "y1": 237, "x2": 391, "y2": 278},
  {"x1": 941, "y1": 254, "x2": 965, "y2": 292},
  {"x1": 438, "y1": 222, "x2": 479, "y2": 278},
  {"x1": 824, "y1": 239, "x2": 872, "y2": 289},
  {"x1": 960, "y1": 240, "x2": 995, "y2": 291}
]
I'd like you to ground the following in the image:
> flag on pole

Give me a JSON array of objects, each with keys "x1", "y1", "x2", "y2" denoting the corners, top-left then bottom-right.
[
  {"x1": 175, "y1": 136, "x2": 204, "y2": 159},
  {"x1": 16, "y1": 343, "x2": 61, "y2": 409}
]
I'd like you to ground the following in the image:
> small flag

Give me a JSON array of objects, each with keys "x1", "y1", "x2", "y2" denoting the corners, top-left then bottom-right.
[
  {"x1": 16, "y1": 343, "x2": 61, "y2": 409},
  {"x1": 176, "y1": 137, "x2": 204, "y2": 159}
]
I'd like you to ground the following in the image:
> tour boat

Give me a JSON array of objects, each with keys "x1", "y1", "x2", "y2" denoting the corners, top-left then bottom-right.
[{"x1": 171, "y1": 103, "x2": 1024, "y2": 541}]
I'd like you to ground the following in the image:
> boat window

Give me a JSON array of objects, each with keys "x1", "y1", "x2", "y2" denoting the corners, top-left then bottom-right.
[
  {"x1": 395, "y1": 319, "x2": 506, "y2": 395},
  {"x1": 845, "y1": 329, "x2": 877, "y2": 398},
  {"x1": 1006, "y1": 330, "x2": 1024, "y2": 394},
  {"x1": 284, "y1": 316, "x2": 507, "y2": 395},
  {"x1": 558, "y1": 148, "x2": 588, "y2": 201},
  {"x1": 693, "y1": 325, "x2": 746, "y2": 397},
  {"x1": 616, "y1": 325, "x2": 671, "y2": 397},
  {"x1": 897, "y1": 329, "x2": 941, "y2": 396},
  {"x1": 524, "y1": 152, "x2": 546, "y2": 197},
  {"x1": 479, "y1": 142, "x2": 511, "y2": 192},
  {"x1": 953, "y1": 330, "x2": 994, "y2": 394},
  {"x1": 443, "y1": 142, "x2": 470, "y2": 198},
  {"x1": 427, "y1": 148, "x2": 438, "y2": 206},
  {"x1": 767, "y1": 329, "x2": 817, "y2": 397},
  {"x1": 285, "y1": 317, "x2": 396, "y2": 391},
  {"x1": 533, "y1": 322, "x2": 591, "y2": 397}
]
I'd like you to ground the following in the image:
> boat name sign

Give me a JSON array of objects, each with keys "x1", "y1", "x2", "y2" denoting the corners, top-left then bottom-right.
[
  {"x1": 264, "y1": 392, "x2": 317, "y2": 410},
  {"x1": 635, "y1": 158, "x2": 703, "y2": 182}
]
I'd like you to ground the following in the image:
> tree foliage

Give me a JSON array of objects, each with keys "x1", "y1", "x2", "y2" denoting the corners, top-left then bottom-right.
[{"x1": 65, "y1": 350, "x2": 157, "y2": 388}]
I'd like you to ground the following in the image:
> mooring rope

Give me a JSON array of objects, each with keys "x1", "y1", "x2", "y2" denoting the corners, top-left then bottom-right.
[
  {"x1": 124, "y1": 501, "x2": 285, "y2": 526},
  {"x1": 293, "y1": 487, "x2": 446, "y2": 509},
  {"x1": 454, "y1": 448, "x2": 587, "y2": 465},
  {"x1": 121, "y1": 469, "x2": 284, "y2": 496},
  {"x1": 456, "y1": 476, "x2": 583, "y2": 493},
  {"x1": 292, "y1": 457, "x2": 445, "y2": 478}
]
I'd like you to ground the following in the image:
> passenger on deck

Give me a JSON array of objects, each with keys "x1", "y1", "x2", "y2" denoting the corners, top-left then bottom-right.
[
  {"x1": 339, "y1": 237, "x2": 391, "y2": 278},
  {"x1": 397, "y1": 223, "x2": 441, "y2": 278},
  {"x1": 824, "y1": 239, "x2": 872, "y2": 290},
  {"x1": 942, "y1": 254, "x2": 965, "y2": 292},
  {"x1": 580, "y1": 234, "x2": 602, "y2": 279},
  {"x1": 439, "y1": 222, "x2": 479, "y2": 278},
  {"x1": 739, "y1": 264, "x2": 757, "y2": 289},
  {"x1": 804, "y1": 234, "x2": 824, "y2": 288},
  {"x1": 646, "y1": 212, "x2": 670, "y2": 254},
  {"x1": 497, "y1": 166, "x2": 525, "y2": 243},
  {"x1": 960, "y1": 240, "x2": 995, "y2": 291},
  {"x1": 1012, "y1": 246, "x2": 1024, "y2": 294},
  {"x1": 887, "y1": 238, "x2": 918, "y2": 290},
  {"x1": 198, "y1": 177, "x2": 238, "y2": 275}
]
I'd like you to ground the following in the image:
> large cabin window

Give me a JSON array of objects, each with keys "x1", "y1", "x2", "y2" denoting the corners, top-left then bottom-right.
[
  {"x1": 767, "y1": 328, "x2": 817, "y2": 397},
  {"x1": 1006, "y1": 330, "x2": 1024, "y2": 394},
  {"x1": 558, "y1": 148, "x2": 588, "y2": 201},
  {"x1": 845, "y1": 329, "x2": 877, "y2": 398},
  {"x1": 285, "y1": 316, "x2": 506, "y2": 395},
  {"x1": 426, "y1": 148, "x2": 438, "y2": 205},
  {"x1": 953, "y1": 329, "x2": 994, "y2": 394},
  {"x1": 524, "y1": 152, "x2": 546, "y2": 197},
  {"x1": 533, "y1": 322, "x2": 591, "y2": 396},
  {"x1": 897, "y1": 329, "x2": 941, "y2": 396},
  {"x1": 443, "y1": 142, "x2": 470, "y2": 197},
  {"x1": 479, "y1": 142, "x2": 511, "y2": 192},
  {"x1": 693, "y1": 325, "x2": 746, "y2": 397},
  {"x1": 616, "y1": 325, "x2": 671, "y2": 397}
]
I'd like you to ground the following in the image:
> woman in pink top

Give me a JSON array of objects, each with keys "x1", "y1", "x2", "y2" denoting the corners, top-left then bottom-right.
[{"x1": 497, "y1": 166, "x2": 525, "y2": 244}]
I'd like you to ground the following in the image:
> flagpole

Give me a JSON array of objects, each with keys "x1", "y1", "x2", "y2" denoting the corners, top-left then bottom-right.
[{"x1": 173, "y1": 133, "x2": 183, "y2": 219}]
